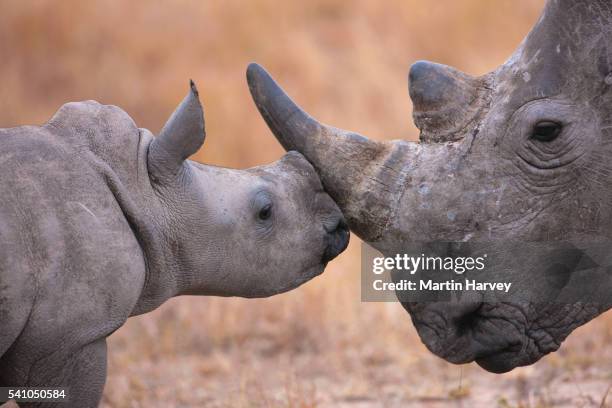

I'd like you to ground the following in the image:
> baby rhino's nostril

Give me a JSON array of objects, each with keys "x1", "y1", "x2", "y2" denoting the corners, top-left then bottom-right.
[
  {"x1": 336, "y1": 218, "x2": 349, "y2": 234},
  {"x1": 322, "y1": 217, "x2": 350, "y2": 263},
  {"x1": 323, "y1": 216, "x2": 347, "y2": 234}
]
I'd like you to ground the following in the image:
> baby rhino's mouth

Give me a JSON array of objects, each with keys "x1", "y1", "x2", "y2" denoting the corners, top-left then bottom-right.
[{"x1": 322, "y1": 218, "x2": 350, "y2": 264}]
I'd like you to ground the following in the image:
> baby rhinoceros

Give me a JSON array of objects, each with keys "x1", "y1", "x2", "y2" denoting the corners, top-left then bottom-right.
[{"x1": 0, "y1": 81, "x2": 349, "y2": 407}]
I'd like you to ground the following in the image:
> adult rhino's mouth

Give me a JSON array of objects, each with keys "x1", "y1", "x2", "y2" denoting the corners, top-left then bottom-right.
[
  {"x1": 408, "y1": 302, "x2": 558, "y2": 373},
  {"x1": 475, "y1": 345, "x2": 530, "y2": 373}
]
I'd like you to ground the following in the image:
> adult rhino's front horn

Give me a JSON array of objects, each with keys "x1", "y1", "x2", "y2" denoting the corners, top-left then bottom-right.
[
  {"x1": 247, "y1": 64, "x2": 416, "y2": 243},
  {"x1": 248, "y1": 0, "x2": 612, "y2": 373}
]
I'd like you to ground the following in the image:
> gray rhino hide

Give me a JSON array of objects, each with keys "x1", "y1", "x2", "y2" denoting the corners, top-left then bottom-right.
[
  {"x1": 0, "y1": 83, "x2": 349, "y2": 406},
  {"x1": 248, "y1": 0, "x2": 612, "y2": 373},
  {"x1": 0, "y1": 101, "x2": 153, "y2": 405}
]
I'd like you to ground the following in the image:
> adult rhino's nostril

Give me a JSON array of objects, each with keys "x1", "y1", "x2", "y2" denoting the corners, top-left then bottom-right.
[
  {"x1": 322, "y1": 217, "x2": 350, "y2": 263},
  {"x1": 408, "y1": 300, "x2": 484, "y2": 364},
  {"x1": 453, "y1": 302, "x2": 483, "y2": 337}
]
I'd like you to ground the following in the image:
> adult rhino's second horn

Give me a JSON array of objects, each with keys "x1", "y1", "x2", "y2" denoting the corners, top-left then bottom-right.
[{"x1": 247, "y1": 63, "x2": 411, "y2": 242}]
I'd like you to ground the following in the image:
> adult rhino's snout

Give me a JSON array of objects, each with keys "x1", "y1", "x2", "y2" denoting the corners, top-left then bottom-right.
[{"x1": 406, "y1": 300, "x2": 534, "y2": 374}]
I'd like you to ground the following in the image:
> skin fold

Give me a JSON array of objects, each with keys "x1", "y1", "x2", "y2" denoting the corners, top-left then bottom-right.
[
  {"x1": 0, "y1": 82, "x2": 349, "y2": 407},
  {"x1": 247, "y1": 0, "x2": 612, "y2": 373}
]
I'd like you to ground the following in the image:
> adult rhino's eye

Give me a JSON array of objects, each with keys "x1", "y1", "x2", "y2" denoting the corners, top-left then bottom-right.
[
  {"x1": 258, "y1": 204, "x2": 272, "y2": 220},
  {"x1": 531, "y1": 121, "x2": 562, "y2": 142}
]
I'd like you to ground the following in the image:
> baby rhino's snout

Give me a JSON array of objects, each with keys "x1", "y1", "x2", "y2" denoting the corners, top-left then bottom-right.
[
  {"x1": 278, "y1": 150, "x2": 350, "y2": 263},
  {"x1": 322, "y1": 214, "x2": 349, "y2": 263}
]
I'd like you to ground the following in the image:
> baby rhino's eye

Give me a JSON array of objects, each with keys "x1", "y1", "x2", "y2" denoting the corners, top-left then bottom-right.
[
  {"x1": 258, "y1": 204, "x2": 272, "y2": 220},
  {"x1": 531, "y1": 121, "x2": 562, "y2": 142}
]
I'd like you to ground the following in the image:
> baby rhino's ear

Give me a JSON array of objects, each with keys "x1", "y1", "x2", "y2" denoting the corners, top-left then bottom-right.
[{"x1": 149, "y1": 80, "x2": 205, "y2": 179}]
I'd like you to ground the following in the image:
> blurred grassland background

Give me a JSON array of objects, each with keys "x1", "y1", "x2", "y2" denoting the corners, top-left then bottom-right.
[{"x1": 1, "y1": 1, "x2": 611, "y2": 407}]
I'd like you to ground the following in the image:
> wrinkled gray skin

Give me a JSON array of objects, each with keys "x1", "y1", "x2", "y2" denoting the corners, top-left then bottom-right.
[
  {"x1": 247, "y1": 0, "x2": 612, "y2": 373},
  {"x1": 0, "y1": 82, "x2": 349, "y2": 407}
]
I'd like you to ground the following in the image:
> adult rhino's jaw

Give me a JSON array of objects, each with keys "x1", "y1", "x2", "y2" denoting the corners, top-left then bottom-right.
[{"x1": 247, "y1": 63, "x2": 412, "y2": 243}]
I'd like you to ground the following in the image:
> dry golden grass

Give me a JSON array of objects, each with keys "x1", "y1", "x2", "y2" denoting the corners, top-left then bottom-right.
[{"x1": 0, "y1": 1, "x2": 610, "y2": 406}]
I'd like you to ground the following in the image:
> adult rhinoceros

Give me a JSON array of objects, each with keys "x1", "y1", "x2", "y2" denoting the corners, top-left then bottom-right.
[
  {"x1": 247, "y1": 0, "x2": 612, "y2": 373},
  {"x1": 0, "y1": 82, "x2": 349, "y2": 407}
]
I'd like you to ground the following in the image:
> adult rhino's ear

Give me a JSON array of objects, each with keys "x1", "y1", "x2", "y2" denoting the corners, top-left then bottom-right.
[{"x1": 149, "y1": 80, "x2": 205, "y2": 180}]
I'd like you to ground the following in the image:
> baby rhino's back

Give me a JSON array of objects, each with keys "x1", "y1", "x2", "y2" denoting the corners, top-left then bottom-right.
[{"x1": 0, "y1": 123, "x2": 145, "y2": 377}]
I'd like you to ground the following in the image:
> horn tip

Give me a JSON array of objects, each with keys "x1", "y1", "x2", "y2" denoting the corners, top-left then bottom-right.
[
  {"x1": 246, "y1": 62, "x2": 265, "y2": 77},
  {"x1": 246, "y1": 62, "x2": 273, "y2": 92},
  {"x1": 189, "y1": 79, "x2": 199, "y2": 98}
]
